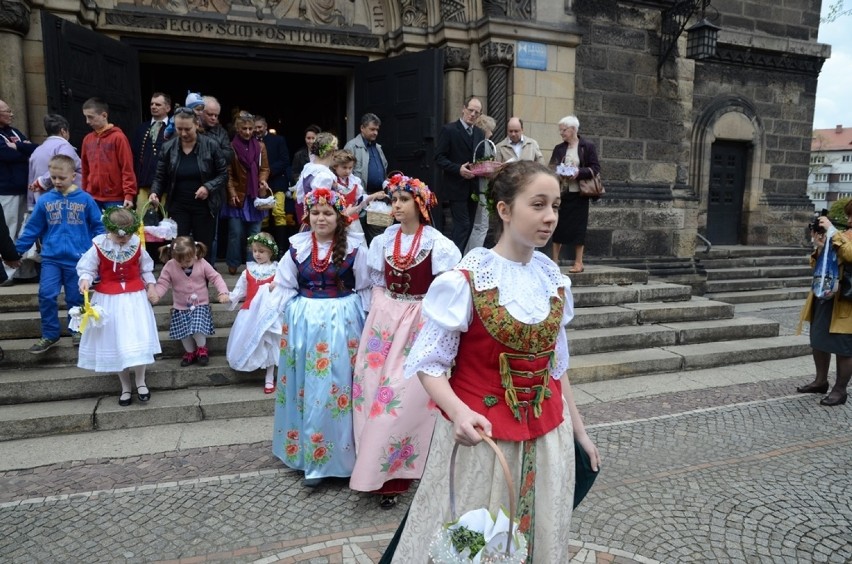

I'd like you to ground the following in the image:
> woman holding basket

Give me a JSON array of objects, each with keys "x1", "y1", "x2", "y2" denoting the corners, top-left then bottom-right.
[{"x1": 387, "y1": 161, "x2": 600, "y2": 563}]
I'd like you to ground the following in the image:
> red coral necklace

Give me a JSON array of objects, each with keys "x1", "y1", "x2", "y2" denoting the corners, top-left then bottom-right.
[
  {"x1": 393, "y1": 224, "x2": 424, "y2": 270},
  {"x1": 311, "y1": 232, "x2": 333, "y2": 272}
]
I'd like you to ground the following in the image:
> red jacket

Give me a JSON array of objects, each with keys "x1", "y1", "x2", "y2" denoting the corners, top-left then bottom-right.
[{"x1": 81, "y1": 125, "x2": 137, "y2": 202}]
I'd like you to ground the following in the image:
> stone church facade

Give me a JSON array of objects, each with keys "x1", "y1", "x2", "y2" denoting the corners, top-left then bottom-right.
[{"x1": 0, "y1": 0, "x2": 829, "y2": 259}]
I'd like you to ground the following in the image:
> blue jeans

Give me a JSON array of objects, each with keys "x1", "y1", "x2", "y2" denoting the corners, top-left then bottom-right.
[
  {"x1": 226, "y1": 218, "x2": 261, "y2": 268},
  {"x1": 39, "y1": 260, "x2": 82, "y2": 340}
]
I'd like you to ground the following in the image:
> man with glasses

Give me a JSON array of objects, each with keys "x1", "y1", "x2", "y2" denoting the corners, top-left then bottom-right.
[
  {"x1": 435, "y1": 95, "x2": 485, "y2": 253},
  {"x1": 0, "y1": 100, "x2": 37, "y2": 284}
]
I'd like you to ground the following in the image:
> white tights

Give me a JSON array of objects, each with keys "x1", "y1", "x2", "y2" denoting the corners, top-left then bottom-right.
[
  {"x1": 180, "y1": 333, "x2": 207, "y2": 352},
  {"x1": 118, "y1": 365, "x2": 148, "y2": 393}
]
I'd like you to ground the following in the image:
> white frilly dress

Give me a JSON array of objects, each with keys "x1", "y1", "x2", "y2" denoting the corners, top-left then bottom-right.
[
  {"x1": 76, "y1": 234, "x2": 162, "y2": 373},
  {"x1": 391, "y1": 248, "x2": 576, "y2": 563},
  {"x1": 226, "y1": 260, "x2": 279, "y2": 371}
]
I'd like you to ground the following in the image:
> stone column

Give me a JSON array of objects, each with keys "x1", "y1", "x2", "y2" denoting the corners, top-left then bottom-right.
[
  {"x1": 0, "y1": 0, "x2": 31, "y2": 128},
  {"x1": 479, "y1": 41, "x2": 514, "y2": 143},
  {"x1": 442, "y1": 46, "x2": 470, "y2": 124}
]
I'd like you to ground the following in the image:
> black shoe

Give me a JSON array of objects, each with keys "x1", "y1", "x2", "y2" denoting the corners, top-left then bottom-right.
[
  {"x1": 820, "y1": 392, "x2": 848, "y2": 406},
  {"x1": 0, "y1": 278, "x2": 14, "y2": 287},
  {"x1": 379, "y1": 495, "x2": 398, "y2": 510},
  {"x1": 118, "y1": 391, "x2": 132, "y2": 407},
  {"x1": 797, "y1": 382, "x2": 829, "y2": 394},
  {"x1": 136, "y1": 385, "x2": 151, "y2": 402},
  {"x1": 303, "y1": 477, "x2": 323, "y2": 488}
]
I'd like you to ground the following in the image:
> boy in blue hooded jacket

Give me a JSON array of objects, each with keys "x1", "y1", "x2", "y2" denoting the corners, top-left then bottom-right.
[{"x1": 16, "y1": 154, "x2": 104, "y2": 354}]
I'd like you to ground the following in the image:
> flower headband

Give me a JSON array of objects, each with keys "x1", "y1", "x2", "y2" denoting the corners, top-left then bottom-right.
[
  {"x1": 247, "y1": 233, "x2": 279, "y2": 257},
  {"x1": 303, "y1": 188, "x2": 347, "y2": 217},
  {"x1": 102, "y1": 206, "x2": 141, "y2": 237},
  {"x1": 383, "y1": 173, "x2": 437, "y2": 222}
]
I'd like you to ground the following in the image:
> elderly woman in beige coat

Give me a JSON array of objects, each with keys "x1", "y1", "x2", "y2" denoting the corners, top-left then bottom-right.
[{"x1": 797, "y1": 201, "x2": 852, "y2": 406}]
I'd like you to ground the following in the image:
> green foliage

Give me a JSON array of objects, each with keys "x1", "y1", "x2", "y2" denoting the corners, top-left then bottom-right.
[
  {"x1": 828, "y1": 198, "x2": 851, "y2": 228},
  {"x1": 449, "y1": 526, "x2": 486, "y2": 557},
  {"x1": 824, "y1": 0, "x2": 851, "y2": 23}
]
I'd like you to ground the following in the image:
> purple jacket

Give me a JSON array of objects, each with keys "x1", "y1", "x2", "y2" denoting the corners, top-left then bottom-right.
[{"x1": 27, "y1": 135, "x2": 83, "y2": 189}]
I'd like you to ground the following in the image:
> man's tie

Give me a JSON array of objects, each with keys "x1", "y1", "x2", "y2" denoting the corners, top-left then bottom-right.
[
  {"x1": 467, "y1": 126, "x2": 473, "y2": 136},
  {"x1": 150, "y1": 121, "x2": 163, "y2": 140}
]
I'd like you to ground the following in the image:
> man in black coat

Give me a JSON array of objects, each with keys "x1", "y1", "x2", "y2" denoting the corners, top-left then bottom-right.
[
  {"x1": 434, "y1": 96, "x2": 485, "y2": 254},
  {"x1": 255, "y1": 115, "x2": 292, "y2": 255}
]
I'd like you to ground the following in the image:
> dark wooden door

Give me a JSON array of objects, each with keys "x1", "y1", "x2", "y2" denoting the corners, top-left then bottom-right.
[
  {"x1": 706, "y1": 141, "x2": 747, "y2": 245},
  {"x1": 41, "y1": 12, "x2": 141, "y2": 149},
  {"x1": 354, "y1": 49, "x2": 443, "y2": 189}
]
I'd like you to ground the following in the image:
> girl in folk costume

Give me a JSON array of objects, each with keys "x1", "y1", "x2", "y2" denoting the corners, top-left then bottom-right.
[
  {"x1": 293, "y1": 132, "x2": 338, "y2": 226},
  {"x1": 349, "y1": 174, "x2": 461, "y2": 509},
  {"x1": 77, "y1": 207, "x2": 161, "y2": 407},
  {"x1": 387, "y1": 162, "x2": 600, "y2": 563},
  {"x1": 151, "y1": 236, "x2": 230, "y2": 367},
  {"x1": 226, "y1": 232, "x2": 279, "y2": 393},
  {"x1": 271, "y1": 187, "x2": 371, "y2": 487},
  {"x1": 330, "y1": 149, "x2": 387, "y2": 234}
]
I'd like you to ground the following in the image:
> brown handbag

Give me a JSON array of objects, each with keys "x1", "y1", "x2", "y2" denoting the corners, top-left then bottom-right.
[{"x1": 578, "y1": 173, "x2": 604, "y2": 197}]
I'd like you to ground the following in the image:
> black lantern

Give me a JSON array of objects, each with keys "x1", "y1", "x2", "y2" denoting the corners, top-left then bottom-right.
[{"x1": 686, "y1": 18, "x2": 721, "y2": 60}]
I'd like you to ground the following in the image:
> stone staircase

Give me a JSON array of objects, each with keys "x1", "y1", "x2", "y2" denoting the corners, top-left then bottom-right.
[
  {"x1": 697, "y1": 245, "x2": 812, "y2": 304},
  {"x1": 0, "y1": 264, "x2": 810, "y2": 442}
]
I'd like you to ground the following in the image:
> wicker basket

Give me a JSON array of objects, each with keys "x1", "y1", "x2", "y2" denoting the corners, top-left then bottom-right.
[
  {"x1": 469, "y1": 139, "x2": 503, "y2": 178},
  {"x1": 366, "y1": 210, "x2": 394, "y2": 227}
]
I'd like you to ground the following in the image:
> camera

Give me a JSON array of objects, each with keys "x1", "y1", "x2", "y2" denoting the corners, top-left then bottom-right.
[{"x1": 810, "y1": 209, "x2": 829, "y2": 234}]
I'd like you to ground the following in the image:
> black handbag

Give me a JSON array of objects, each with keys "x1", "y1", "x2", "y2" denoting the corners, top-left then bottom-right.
[{"x1": 573, "y1": 440, "x2": 600, "y2": 508}]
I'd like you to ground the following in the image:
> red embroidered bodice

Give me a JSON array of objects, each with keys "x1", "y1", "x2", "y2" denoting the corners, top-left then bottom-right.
[
  {"x1": 95, "y1": 244, "x2": 144, "y2": 295},
  {"x1": 447, "y1": 270, "x2": 565, "y2": 441},
  {"x1": 384, "y1": 252, "x2": 433, "y2": 296},
  {"x1": 242, "y1": 269, "x2": 275, "y2": 310}
]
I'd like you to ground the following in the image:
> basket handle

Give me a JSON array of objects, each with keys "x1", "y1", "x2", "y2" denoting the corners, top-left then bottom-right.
[
  {"x1": 472, "y1": 138, "x2": 497, "y2": 162},
  {"x1": 138, "y1": 198, "x2": 168, "y2": 220},
  {"x1": 448, "y1": 430, "x2": 517, "y2": 558}
]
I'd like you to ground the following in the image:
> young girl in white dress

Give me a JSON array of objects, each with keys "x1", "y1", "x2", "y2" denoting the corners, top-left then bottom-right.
[
  {"x1": 387, "y1": 161, "x2": 601, "y2": 563},
  {"x1": 330, "y1": 150, "x2": 387, "y2": 234},
  {"x1": 226, "y1": 231, "x2": 279, "y2": 393},
  {"x1": 151, "y1": 236, "x2": 230, "y2": 367},
  {"x1": 77, "y1": 207, "x2": 161, "y2": 407},
  {"x1": 294, "y1": 132, "x2": 338, "y2": 226}
]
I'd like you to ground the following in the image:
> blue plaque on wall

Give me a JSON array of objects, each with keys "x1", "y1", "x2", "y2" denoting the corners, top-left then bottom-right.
[{"x1": 517, "y1": 41, "x2": 547, "y2": 70}]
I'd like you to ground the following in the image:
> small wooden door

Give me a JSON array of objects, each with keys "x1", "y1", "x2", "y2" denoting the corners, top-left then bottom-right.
[
  {"x1": 354, "y1": 50, "x2": 443, "y2": 189},
  {"x1": 706, "y1": 141, "x2": 747, "y2": 245},
  {"x1": 41, "y1": 12, "x2": 141, "y2": 148}
]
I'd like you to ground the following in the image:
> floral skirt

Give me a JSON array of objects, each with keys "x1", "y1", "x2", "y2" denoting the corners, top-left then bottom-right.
[
  {"x1": 349, "y1": 289, "x2": 438, "y2": 492},
  {"x1": 271, "y1": 293, "x2": 365, "y2": 480}
]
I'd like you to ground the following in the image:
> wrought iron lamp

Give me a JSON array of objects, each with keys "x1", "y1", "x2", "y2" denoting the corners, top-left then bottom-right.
[{"x1": 658, "y1": 0, "x2": 720, "y2": 76}]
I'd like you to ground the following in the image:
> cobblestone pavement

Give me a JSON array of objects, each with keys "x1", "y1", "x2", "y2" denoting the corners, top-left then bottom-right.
[{"x1": 2, "y1": 373, "x2": 849, "y2": 563}]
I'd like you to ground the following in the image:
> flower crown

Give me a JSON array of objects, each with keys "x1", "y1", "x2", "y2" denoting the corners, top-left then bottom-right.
[
  {"x1": 102, "y1": 207, "x2": 141, "y2": 237},
  {"x1": 247, "y1": 233, "x2": 279, "y2": 257},
  {"x1": 383, "y1": 173, "x2": 437, "y2": 222},
  {"x1": 304, "y1": 188, "x2": 346, "y2": 216}
]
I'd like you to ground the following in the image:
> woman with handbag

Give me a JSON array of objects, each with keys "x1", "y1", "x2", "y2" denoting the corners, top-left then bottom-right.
[
  {"x1": 796, "y1": 206, "x2": 852, "y2": 407},
  {"x1": 222, "y1": 112, "x2": 271, "y2": 275},
  {"x1": 149, "y1": 107, "x2": 228, "y2": 255},
  {"x1": 386, "y1": 162, "x2": 600, "y2": 563},
  {"x1": 548, "y1": 115, "x2": 601, "y2": 273}
]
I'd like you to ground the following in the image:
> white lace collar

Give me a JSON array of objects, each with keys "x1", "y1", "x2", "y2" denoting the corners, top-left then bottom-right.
[
  {"x1": 456, "y1": 247, "x2": 566, "y2": 312},
  {"x1": 94, "y1": 234, "x2": 141, "y2": 263},
  {"x1": 246, "y1": 261, "x2": 278, "y2": 278},
  {"x1": 379, "y1": 224, "x2": 437, "y2": 256},
  {"x1": 289, "y1": 231, "x2": 365, "y2": 263}
]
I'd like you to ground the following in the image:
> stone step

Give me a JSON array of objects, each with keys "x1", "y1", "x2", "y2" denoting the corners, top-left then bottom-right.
[
  {"x1": 696, "y1": 246, "x2": 809, "y2": 259},
  {"x1": 706, "y1": 287, "x2": 811, "y2": 305},
  {"x1": 557, "y1": 265, "x2": 648, "y2": 286},
  {"x1": 0, "y1": 305, "x2": 240, "y2": 340},
  {"x1": 0, "y1": 328, "x2": 235, "y2": 369},
  {"x1": 568, "y1": 335, "x2": 811, "y2": 384},
  {"x1": 704, "y1": 277, "x2": 810, "y2": 293},
  {"x1": 0, "y1": 354, "x2": 263, "y2": 405},
  {"x1": 572, "y1": 281, "x2": 692, "y2": 307},
  {"x1": 698, "y1": 256, "x2": 810, "y2": 269},
  {"x1": 570, "y1": 298, "x2": 735, "y2": 329},
  {"x1": 704, "y1": 265, "x2": 812, "y2": 281},
  {"x1": 567, "y1": 316, "x2": 780, "y2": 355},
  {"x1": 0, "y1": 384, "x2": 273, "y2": 441}
]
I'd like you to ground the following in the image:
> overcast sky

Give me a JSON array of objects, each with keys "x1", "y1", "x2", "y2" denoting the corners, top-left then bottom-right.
[{"x1": 813, "y1": 2, "x2": 851, "y2": 129}]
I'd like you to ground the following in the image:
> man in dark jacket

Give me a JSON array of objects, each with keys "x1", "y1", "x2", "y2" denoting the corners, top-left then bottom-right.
[
  {"x1": 132, "y1": 92, "x2": 172, "y2": 213},
  {"x1": 435, "y1": 96, "x2": 485, "y2": 253},
  {"x1": 255, "y1": 115, "x2": 292, "y2": 255},
  {"x1": 0, "y1": 99, "x2": 38, "y2": 283}
]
